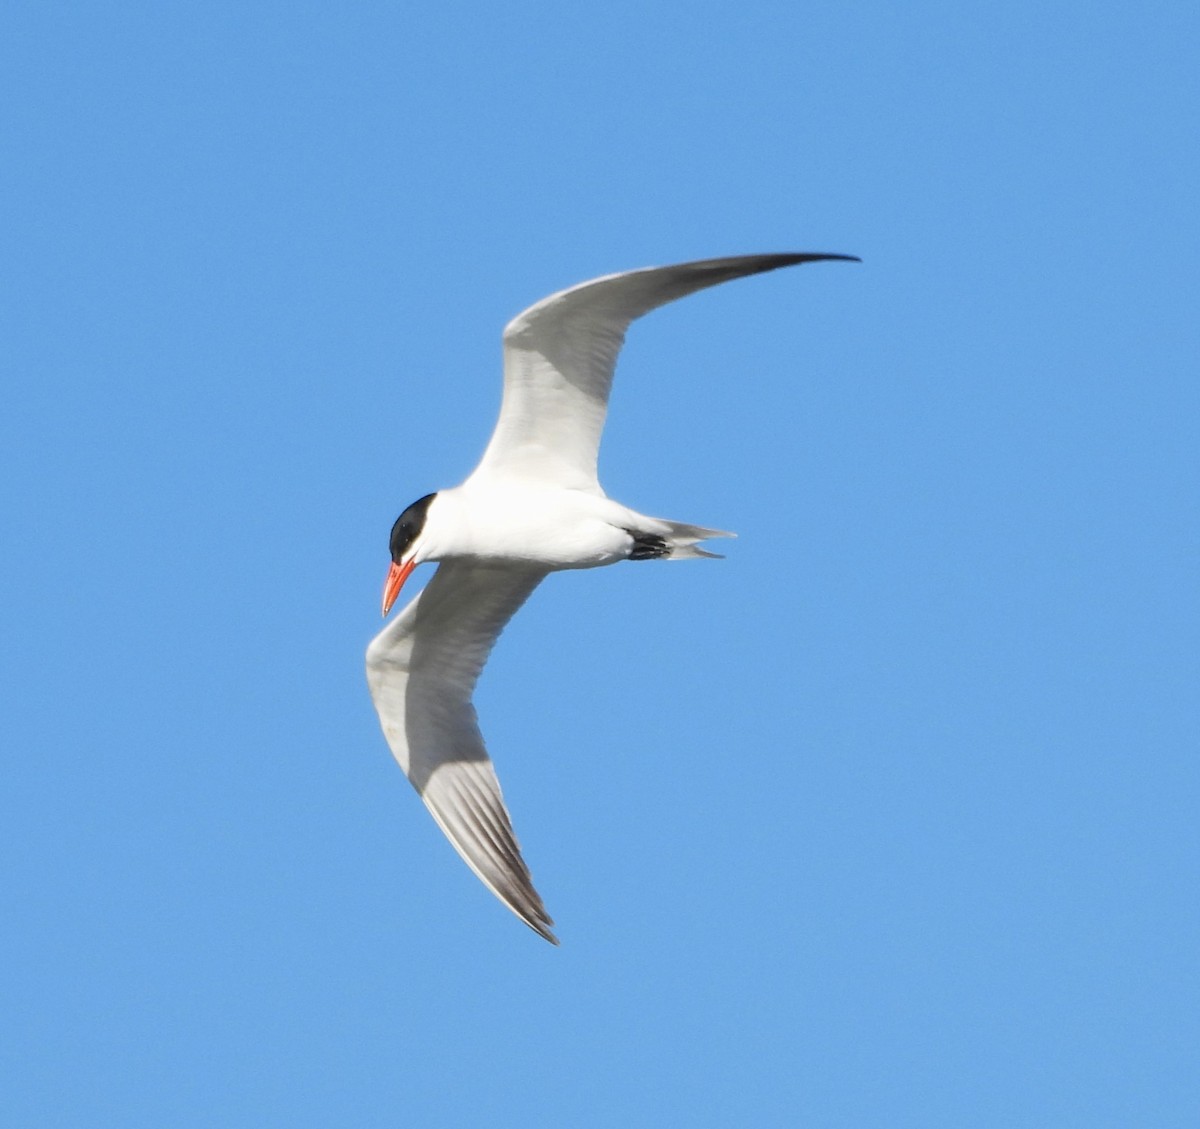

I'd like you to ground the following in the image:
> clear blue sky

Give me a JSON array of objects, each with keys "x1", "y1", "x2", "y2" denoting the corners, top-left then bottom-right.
[{"x1": 3, "y1": 2, "x2": 1197, "y2": 1126}]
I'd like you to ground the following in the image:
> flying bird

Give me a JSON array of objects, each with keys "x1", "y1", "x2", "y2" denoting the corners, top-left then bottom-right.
[{"x1": 366, "y1": 252, "x2": 858, "y2": 943}]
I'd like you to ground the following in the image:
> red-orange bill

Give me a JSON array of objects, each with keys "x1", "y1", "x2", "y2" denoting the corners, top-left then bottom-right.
[{"x1": 381, "y1": 557, "x2": 417, "y2": 617}]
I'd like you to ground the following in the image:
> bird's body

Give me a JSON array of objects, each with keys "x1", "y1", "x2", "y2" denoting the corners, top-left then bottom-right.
[
  {"x1": 366, "y1": 252, "x2": 857, "y2": 943},
  {"x1": 390, "y1": 481, "x2": 728, "y2": 569}
]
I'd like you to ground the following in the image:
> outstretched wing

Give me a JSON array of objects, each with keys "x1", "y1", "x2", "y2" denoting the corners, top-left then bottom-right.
[
  {"x1": 366, "y1": 560, "x2": 555, "y2": 943},
  {"x1": 470, "y1": 252, "x2": 859, "y2": 491}
]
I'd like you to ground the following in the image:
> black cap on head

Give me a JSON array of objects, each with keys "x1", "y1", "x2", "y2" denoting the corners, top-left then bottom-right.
[{"x1": 389, "y1": 493, "x2": 436, "y2": 562}]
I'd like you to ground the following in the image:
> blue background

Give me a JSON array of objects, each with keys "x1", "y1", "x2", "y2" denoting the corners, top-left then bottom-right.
[{"x1": 3, "y1": 2, "x2": 1197, "y2": 1125}]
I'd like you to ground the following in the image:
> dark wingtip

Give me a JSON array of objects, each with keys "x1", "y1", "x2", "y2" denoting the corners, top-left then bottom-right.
[
  {"x1": 527, "y1": 916, "x2": 560, "y2": 945},
  {"x1": 791, "y1": 252, "x2": 861, "y2": 264},
  {"x1": 730, "y1": 252, "x2": 860, "y2": 278}
]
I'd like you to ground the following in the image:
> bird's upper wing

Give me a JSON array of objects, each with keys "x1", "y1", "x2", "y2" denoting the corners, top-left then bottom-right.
[
  {"x1": 469, "y1": 252, "x2": 859, "y2": 491},
  {"x1": 365, "y1": 560, "x2": 556, "y2": 943}
]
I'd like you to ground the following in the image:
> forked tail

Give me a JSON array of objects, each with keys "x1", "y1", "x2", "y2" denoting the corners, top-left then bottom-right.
[{"x1": 646, "y1": 518, "x2": 736, "y2": 560}]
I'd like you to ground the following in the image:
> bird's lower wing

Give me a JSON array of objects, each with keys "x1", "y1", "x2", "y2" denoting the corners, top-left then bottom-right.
[{"x1": 365, "y1": 561, "x2": 556, "y2": 943}]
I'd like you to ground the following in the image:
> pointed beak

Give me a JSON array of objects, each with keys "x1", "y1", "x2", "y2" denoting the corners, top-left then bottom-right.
[{"x1": 381, "y1": 557, "x2": 418, "y2": 617}]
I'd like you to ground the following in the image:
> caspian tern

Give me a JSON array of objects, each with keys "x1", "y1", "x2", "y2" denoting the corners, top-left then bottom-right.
[{"x1": 366, "y1": 252, "x2": 858, "y2": 943}]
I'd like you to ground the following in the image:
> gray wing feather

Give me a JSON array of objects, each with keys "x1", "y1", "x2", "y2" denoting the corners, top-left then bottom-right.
[
  {"x1": 366, "y1": 561, "x2": 556, "y2": 943},
  {"x1": 472, "y1": 252, "x2": 859, "y2": 489}
]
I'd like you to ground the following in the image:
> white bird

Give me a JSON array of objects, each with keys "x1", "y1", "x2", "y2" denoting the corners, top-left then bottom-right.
[{"x1": 366, "y1": 252, "x2": 858, "y2": 943}]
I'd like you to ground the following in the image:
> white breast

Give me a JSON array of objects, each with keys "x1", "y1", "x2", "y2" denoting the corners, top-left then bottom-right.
[{"x1": 423, "y1": 482, "x2": 639, "y2": 569}]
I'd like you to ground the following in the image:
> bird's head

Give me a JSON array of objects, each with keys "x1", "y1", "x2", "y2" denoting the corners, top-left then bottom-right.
[{"x1": 381, "y1": 492, "x2": 437, "y2": 616}]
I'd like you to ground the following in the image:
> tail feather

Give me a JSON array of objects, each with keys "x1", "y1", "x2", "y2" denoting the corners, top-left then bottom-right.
[{"x1": 657, "y1": 519, "x2": 736, "y2": 560}]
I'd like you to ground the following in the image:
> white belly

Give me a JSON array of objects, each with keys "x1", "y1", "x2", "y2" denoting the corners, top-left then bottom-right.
[{"x1": 433, "y1": 482, "x2": 641, "y2": 569}]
